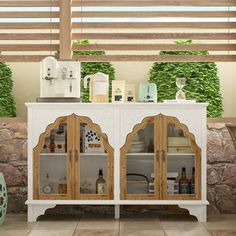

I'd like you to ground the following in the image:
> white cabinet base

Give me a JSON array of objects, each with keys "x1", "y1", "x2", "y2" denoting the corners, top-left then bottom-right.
[
  {"x1": 27, "y1": 204, "x2": 56, "y2": 222},
  {"x1": 26, "y1": 200, "x2": 208, "y2": 222},
  {"x1": 178, "y1": 204, "x2": 207, "y2": 222}
]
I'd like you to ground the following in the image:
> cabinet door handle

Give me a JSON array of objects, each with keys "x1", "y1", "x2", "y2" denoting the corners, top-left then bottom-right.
[
  {"x1": 69, "y1": 150, "x2": 73, "y2": 161},
  {"x1": 156, "y1": 150, "x2": 160, "y2": 161},
  {"x1": 75, "y1": 149, "x2": 79, "y2": 161},
  {"x1": 162, "y1": 150, "x2": 166, "y2": 162}
]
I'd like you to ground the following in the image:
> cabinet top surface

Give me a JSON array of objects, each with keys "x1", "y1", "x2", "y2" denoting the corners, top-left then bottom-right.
[{"x1": 26, "y1": 102, "x2": 208, "y2": 109}]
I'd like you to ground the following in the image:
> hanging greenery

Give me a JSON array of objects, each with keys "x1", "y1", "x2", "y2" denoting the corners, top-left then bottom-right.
[
  {"x1": 149, "y1": 40, "x2": 223, "y2": 117},
  {"x1": 0, "y1": 62, "x2": 16, "y2": 117},
  {"x1": 73, "y1": 40, "x2": 115, "y2": 102}
]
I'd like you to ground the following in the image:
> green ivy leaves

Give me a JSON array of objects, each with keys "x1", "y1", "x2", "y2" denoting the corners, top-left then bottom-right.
[
  {"x1": 0, "y1": 62, "x2": 16, "y2": 117},
  {"x1": 149, "y1": 41, "x2": 223, "y2": 117}
]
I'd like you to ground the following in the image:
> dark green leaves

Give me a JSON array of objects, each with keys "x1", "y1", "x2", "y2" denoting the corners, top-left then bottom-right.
[
  {"x1": 149, "y1": 41, "x2": 223, "y2": 117},
  {"x1": 0, "y1": 62, "x2": 16, "y2": 117}
]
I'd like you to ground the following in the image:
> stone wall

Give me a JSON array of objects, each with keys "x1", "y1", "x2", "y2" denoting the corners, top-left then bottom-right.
[
  {"x1": 0, "y1": 121, "x2": 235, "y2": 214},
  {"x1": 0, "y1": 121, "x2": 27, "y2": 212},
  {"x1": 207, "y1": 123, "x2": 236, "y2": 214}
]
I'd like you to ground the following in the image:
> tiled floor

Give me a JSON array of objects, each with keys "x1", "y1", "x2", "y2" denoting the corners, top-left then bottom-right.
[{"x1": 0, "y1": 213, "x2": 235, "y2": 236}]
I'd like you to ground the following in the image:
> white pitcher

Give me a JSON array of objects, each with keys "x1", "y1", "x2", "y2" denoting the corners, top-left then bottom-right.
[{"x1": 83, "y1": 72, "x2": 109, "y2": 103}]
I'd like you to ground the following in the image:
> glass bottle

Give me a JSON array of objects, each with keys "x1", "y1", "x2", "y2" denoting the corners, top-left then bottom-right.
[
  {"x1": 147, "y1": 138, "x2": 154, "y2": 153},
  {"x1": 49, "y1": 131, "x2": 55, "y2": 153},
  {"x1": 96, "y1": 169, "x2": 106, "y2": 194},
  {"x1": 179, "y1": 167, "x2": 189, "y2": 194},
  {"x1": 189, "y1": 167, "x2": 195, "y2": 194}
]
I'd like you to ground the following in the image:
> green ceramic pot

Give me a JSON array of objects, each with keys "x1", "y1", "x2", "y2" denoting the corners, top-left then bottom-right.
[{"x1": 0, "y1": 172, "x2": 7, "y2": 225}]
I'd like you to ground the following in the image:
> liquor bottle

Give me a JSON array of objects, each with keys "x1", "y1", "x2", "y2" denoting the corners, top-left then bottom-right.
[
  {"x1": 96, "y1": 169, "x2": 106, "y2": 194},
  {"x1": 189, "y1": 167, "x2": 195, "y2": 194},
  {"x1": 49, "y1": 131, "x2": 55, "y2": 153},
  {"x1": 179, "y1": 167, "x2": 189, "y2": 194}
]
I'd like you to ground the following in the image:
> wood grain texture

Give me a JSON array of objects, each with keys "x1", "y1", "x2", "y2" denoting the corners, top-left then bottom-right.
[
  {"x1": 72, "y1": 0, "x2": 236, "y2": 7},
  {"x1": 1, "y1": 54, "x2": 236, "y2": 62},
  {"x1": 0, "y1": 11, "x2": 59, "y2": 18},
  {"x1": 72, "y1": 33, "x2": 236, "y2": 40},
  {"x1": 72, "y1": 11, "x2": 236, "y2": 18},
  {"x1": 120, "y1": 116, "x2": 157, "y2": 200},
  {"x1": 59, "y1": 0, "x2": 72, "y2": 59},
  {"x1": 162, "y1": 116, "x2": 201, "y2": 200},
  {"x1": 72, "y1": 44, "x2": 236, "y2": 51},
  {"x1": 77, "y1": 116, "x2": 114, "y2": 200},
  {"x1": 72, "y1": 55, "x2": 236, "y2": 62},
  {"x1": 72, "y1": 22, "x2": 236, "y2": 29},
  {"x1": 0, "y1": 1, "x2": 59, "y2": 7},
  {"x1": 0, "y1": 55, "x2": 51, "y2": 62},
  {"x1": 0, "y1": 33, "x2": 59, "y2": 40},
  {"x1": 0, "y1": 23, "x2": 59, "y2": 29},
  {"x1": 0, "y1": 44, "x2": 59, "y2": 51},
  {"x1": 33, "y1": 116, "x2": 71, "y2": 200}
]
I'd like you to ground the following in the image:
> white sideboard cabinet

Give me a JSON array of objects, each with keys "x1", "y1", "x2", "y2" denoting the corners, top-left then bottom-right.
[{"x1": 26, "y1": 103, "x2": 208, "y2": 222}]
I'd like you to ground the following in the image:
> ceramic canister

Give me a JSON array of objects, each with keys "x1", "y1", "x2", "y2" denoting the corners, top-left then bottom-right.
[{"x1": 0, "y1": 172, "x2": 7, "y2": 225}]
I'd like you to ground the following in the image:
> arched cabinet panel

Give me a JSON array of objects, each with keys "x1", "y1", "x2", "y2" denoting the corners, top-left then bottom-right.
[
  {"x1": 120, "y1": 116, "x2": 161, "y2": 200},
  {"x1": 161, "y1": 115, "x2": 201, "y2": 200},
  {"x1": 120, "y1": 114, "x2": 201, "y2": 200},
  {"x1": 33, "y1": 114, "x2": 114, "y2": 200}
]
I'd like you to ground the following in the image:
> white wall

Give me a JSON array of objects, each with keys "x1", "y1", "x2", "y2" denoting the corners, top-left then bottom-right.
[{"x1": 9, "y1": 62, "x2": 236, "y2": 118}]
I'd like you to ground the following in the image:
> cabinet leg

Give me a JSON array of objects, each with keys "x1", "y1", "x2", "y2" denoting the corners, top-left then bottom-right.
[
  {"x1": 27, "y1": 204, "x2": 56, "y2": 222},
  {"x1": 178, "y1": 204, "x2": 207, "y2": 222},
  {"x1": 115, "y1": 205, "x2": 120, "y2": 219}
]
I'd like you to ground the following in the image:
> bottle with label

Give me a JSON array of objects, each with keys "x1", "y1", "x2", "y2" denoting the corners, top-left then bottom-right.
[
  {"x1": 189, "y1": 167, "x2": 195, "y2": 194},
  {"x1": 96, "y1": 169, "x2": 106, "y2": 194},
  {"x1": 179, "y1": 167, "x2": 189, "y2": 194}
]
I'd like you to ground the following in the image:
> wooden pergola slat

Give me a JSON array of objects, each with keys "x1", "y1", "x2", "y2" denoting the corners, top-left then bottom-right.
[
  {"x1": 0, "y1": 23, "x2": 59, "y2": 29},
  {"x1": 72, "y1": 44, "x2": 236, "y2": 51},
  {"x1": 0, "y1": 0, "x2": 235, "y2": 62},
  {"x1": 72, "y1": 22, "x2": 236, "y2": 29},
  {"x1": 0, "y1": 12, "x2": 59, "y2": 18},
  {"x1": 72, "y1": 11, "x2": 236, "y2": 18},
  {"x1": 0, "y1": 1, "x2": 59, "y2": 7},
  {"x1": 72, "y1": 0, "x2": 236, "y2": 7},
  {"x1": 0, "y1": 33, "x2": 59, "y2": 40},
  {"x1": 1, "y1": 54, "x2": 236, "y2": 62},
  {"x1": 0, "y1": 44, "x2": 59, "y2": 51},
  {"x1": 72, "y1": 33, "x2": 236, "y2": 40}
]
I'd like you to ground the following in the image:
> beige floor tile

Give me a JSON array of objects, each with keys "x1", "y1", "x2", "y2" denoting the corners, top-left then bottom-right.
[
  {"x1": 209, "y1": 230, "x2": 236, "y2": 236},
  {"x1": 28, "y1": 229, "x2": 75, "y2": 236},
  {"x1": 204, "y1": 215, "x2": 236, "y2": 230},
  {"x1": 33, "y1": 221, "x2": 78, "y2": 230},
  {"x1": 0, "y1": 222, "x2": 35, "y2": 230},
  {"x1": 120, "y1": 218, "x2": 162, "y2": 230},
  {"x1": 164, "y1": 228, "x2": 211, "y2": 236},
  {"x1": 161, "y1": 221, "x2": 204, "y2": 230},
  {"x1": 5, "y1": 213, "x2": 27, "y2": 223},
  {"x1": 73, "y1": 229, "x2": 119, "y2": 236},
  {"x1": 0, "y1": 229, "x2": 30, "y2": 236},
  {"x1": 76, "y1": 219, "x2": 119, "y2": 230},
  {"x1": 120, "y1": 229, "x2": 165, "y2": 236}
]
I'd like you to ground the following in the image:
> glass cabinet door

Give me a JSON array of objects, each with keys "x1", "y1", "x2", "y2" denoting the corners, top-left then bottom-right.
[
  {"x1": 75, "y1": 116, "x2": 114, "y2": 200},
  {"x1": 34, "y1": 117, "x2": 72, "y2": 199},
  {"x1": 120, "y1": 117, "x2": 160, "y2": 200},
  {"x1": 162, "y1": 117, "x2": 201, "y2": 200}
]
